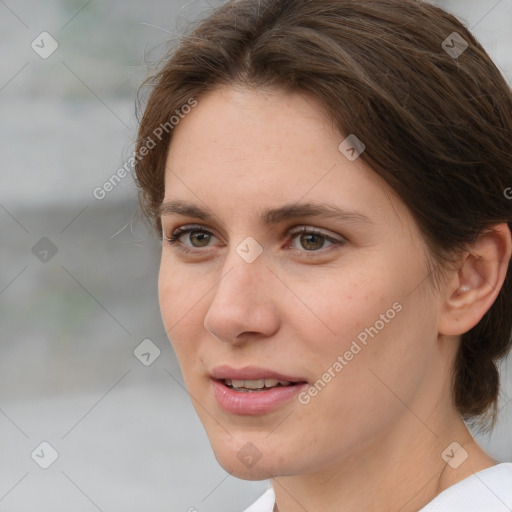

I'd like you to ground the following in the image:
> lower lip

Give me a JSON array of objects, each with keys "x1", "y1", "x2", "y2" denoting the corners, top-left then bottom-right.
[{"x1": 211, "y1": 379, "x2": 307, "y2": 415}]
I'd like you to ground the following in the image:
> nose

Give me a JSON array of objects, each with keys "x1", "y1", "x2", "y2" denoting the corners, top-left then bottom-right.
[{"x1": 203, "y1": 252, "x2": 280, "y2": 344}]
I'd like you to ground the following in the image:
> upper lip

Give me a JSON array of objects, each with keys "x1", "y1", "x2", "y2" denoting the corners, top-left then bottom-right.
[{"x1": 210, "y1": 365, "x2": 307, "y2": 383}]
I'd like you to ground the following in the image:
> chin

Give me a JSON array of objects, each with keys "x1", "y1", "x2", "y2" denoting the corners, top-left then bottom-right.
[
  {"x1": 214, "y1": 452, "x2": 283, "y2": 481},
  {"x1": 223, "y1": 463, "x2": 275, "y2": 481},
  {"x1": 207, "y1": 433, "x2": 297, "y2": 481}
]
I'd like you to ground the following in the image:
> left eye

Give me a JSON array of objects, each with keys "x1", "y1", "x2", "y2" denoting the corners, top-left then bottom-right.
[{"x1": 288, "y1": 229, "x2": 338, "y2": 251}]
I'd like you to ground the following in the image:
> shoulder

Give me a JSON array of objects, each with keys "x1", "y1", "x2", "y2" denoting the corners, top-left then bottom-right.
[
  {"x1": 241, "y1": 487, "x2": 275, "y2": 512},
  {"x1": 420, "y1": 463, "x2": 512, "y2": 511}
]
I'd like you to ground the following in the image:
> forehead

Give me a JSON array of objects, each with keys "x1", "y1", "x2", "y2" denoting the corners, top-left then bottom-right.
[
  {"x1": 165, "y1": 85, "x2": 338, "y2": 166},
  {"x1": 163, "y1": 85, "x2": 409, "y2": 231}
]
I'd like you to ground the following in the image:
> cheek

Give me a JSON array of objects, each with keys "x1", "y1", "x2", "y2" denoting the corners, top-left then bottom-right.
[
  {"x1": 158, "y1": 258, "x2": 207, "y2": 357},
  {"x1": 291, "y1": 253, "x2": 434, "y2": 393},
  {"x1": 284, "y1": 263, "x2": 400, "y2": 353},
  {"x1": 299, "y1": 276, "x2": 436, "y2": 434},
  {"x1": 158, "y1": 254, "x2": 209, "y2": 321}
]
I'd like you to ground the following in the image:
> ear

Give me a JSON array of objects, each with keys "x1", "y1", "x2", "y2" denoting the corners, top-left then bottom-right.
[{"x1": 438, "y1": 223, "x2": 512, "y2": 336}]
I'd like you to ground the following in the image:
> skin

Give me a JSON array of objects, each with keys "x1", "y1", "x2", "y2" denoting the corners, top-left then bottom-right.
[{"x1": 158, "y1": 85, "x2": 511, "y2": 512}]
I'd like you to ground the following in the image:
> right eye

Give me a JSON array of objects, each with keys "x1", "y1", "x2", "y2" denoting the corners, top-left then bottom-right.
[{"x1": 164, "y1": 225, "x2": 220, "y2": 253}]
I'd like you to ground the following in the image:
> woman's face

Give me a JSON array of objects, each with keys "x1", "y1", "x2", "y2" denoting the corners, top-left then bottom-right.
[{"x1": 159, "y1": 85, "x2": 450, "y2": 479}]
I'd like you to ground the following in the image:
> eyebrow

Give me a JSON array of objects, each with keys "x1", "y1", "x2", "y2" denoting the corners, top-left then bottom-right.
[{"x1": 158, "y1": 200, "x2": 373, "y2": 226}]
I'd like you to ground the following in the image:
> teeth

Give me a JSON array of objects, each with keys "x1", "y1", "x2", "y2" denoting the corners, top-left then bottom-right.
[
  {"x1": 223, "y1": 378, "x2": 293, "y2": 390},
  {"x1": 233, "y1": 379, "x2": 265, "y2": 389}
]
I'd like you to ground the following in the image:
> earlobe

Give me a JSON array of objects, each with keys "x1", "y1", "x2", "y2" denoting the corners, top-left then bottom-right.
[{"x1": 438, "y1": 223, "x2": 512, "y2": 337}]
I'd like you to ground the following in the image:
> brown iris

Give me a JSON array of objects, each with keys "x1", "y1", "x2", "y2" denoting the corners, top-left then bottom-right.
[
  {"x1": 189, "y1": 230, "x2": 211, "y2": 247},
  {"x1": 299, "y1": 233, "x2": 325, "y2": 251}
]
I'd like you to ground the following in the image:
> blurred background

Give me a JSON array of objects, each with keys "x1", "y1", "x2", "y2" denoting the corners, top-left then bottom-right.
[{"x1": 1, "y1": 1, "x2": 511, "y2": 511}]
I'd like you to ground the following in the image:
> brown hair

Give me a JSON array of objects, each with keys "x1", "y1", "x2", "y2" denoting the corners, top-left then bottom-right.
[{"x1": 134, "y1": 0, "x2": 512, "y2": 432}]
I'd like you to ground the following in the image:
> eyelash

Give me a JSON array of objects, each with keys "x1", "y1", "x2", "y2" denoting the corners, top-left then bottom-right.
[{"x1": 163, "y1": 224, "x2": 345, "y2": 257}]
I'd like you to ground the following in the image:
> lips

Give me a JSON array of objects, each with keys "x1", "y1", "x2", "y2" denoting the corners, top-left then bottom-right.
[
  {"x1": 210, "y1": 365, "x2": 308, "y2": 415},
  {"x1": 210, "y1": 365, "x2": 306, "y2": 383}
]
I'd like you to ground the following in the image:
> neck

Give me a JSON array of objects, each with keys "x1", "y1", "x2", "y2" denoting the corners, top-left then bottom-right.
[{"x1": 271, "y1": 412, "x2": 495, "y2": 512}]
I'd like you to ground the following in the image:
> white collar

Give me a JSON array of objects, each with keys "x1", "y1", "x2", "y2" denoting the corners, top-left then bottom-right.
[{"x1": 242, "y1": 463, "x2": 512, "y2": 512}]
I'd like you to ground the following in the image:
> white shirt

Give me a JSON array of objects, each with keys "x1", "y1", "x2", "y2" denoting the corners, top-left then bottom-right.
[{"x1": 242, "y1": 463, "x2": 512, "y2": 512}]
